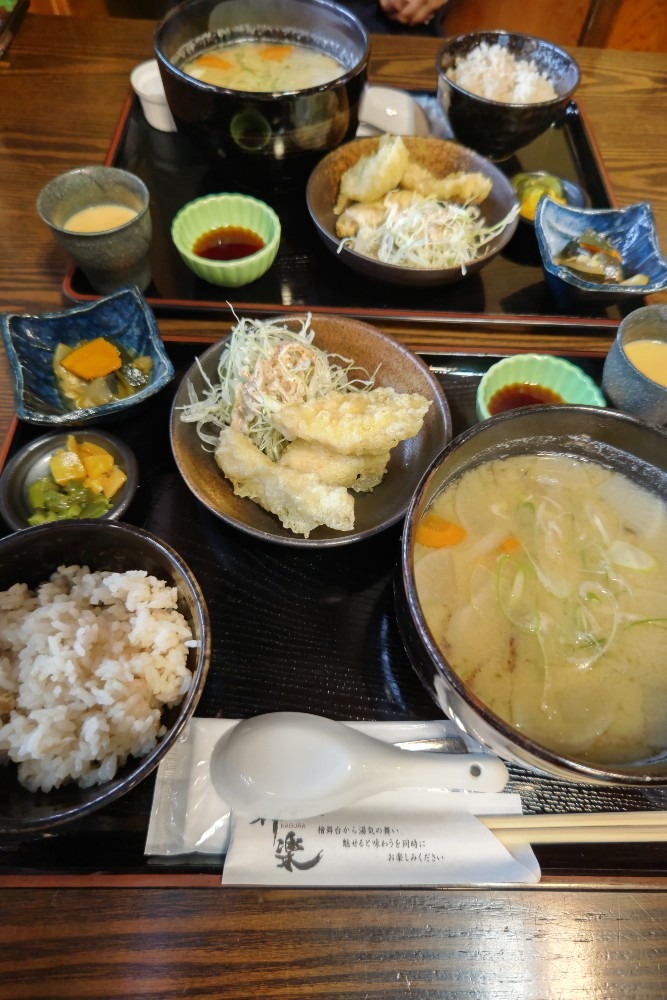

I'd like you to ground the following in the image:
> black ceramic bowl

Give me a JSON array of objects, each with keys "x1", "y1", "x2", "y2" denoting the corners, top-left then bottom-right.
[
  {"x1": 435, "y1": 31, "x2": 580, "y2": 162},
  {"x1": 154, "y1": 0, "x2": 369, "y2": 191},
  {"x1": 0, "y1": 521, "x2": 210, "y2": 836},
  {"x1": 396, "y1": 405, "x2": 667, "y2": 787}
]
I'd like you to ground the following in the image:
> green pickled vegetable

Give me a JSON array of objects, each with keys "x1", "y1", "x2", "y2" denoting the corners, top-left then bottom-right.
[{"x1": 27, "y1": 474, "x2": 112, "y2": 526}]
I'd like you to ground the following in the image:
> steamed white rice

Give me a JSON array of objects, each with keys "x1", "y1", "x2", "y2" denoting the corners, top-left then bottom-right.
[
  {"x1": 447, "y1": 41, "x2": 558, "y2": 104},
  {"x1": 0, "y1": 565, "x2": 195, "y2": 793}
]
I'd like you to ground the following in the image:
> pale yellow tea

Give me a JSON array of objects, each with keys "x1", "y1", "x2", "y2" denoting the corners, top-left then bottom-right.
[{"x1": 64, "y1": 204, "x2": 138, "y2": 234}]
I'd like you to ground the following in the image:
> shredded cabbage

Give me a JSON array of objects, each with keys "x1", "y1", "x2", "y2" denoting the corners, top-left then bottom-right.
[
  {"x1": 338, "y1": 197, "x2": 518, "y2": 272},
  {"x1": 178, "y1": 312, "x2": 377, "y2": 460}
]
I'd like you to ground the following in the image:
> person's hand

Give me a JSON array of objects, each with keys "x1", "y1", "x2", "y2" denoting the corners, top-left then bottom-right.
[{"x1": 379, "y1": 0, "x2": 443, "y2": 27}]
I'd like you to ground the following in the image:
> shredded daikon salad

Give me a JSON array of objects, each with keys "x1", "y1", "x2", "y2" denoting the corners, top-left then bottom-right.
[
  {"x1": 339, "y1": 197, "x2": 519, "y2": 272},
  {"x1": 178, "y1": 312, "x2": 377, "y2": 461}
]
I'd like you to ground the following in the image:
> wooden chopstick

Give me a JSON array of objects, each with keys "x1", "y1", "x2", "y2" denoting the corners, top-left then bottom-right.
[{"x1": 480, "y1": 811, "x2": 667, "y2": 845}]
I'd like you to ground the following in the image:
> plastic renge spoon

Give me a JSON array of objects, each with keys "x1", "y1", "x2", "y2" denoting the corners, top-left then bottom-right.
[{"x1": 210, "y1": 712, "x2": 509, "y2": 819}]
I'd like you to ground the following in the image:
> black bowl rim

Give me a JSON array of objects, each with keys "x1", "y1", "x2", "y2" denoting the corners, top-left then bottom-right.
[
  {"x1": 436, "y1": 29, "x2": 581, "y2": 109},
  {"x1": 0, "y1": 428, "x2": 139, "y2": 532},
  {"x1": 401, "y1": 404, "x2": 667, "y2": 786},
  {"x1": 154, "y1": 0, "x2": 371, "y2": 100},
  {"x1": 0, "y1": 519, "x2": 211, "y2": 833}
]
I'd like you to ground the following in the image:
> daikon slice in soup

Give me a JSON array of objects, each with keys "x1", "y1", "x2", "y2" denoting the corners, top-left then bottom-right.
[
  {"x1": 413, "y1": 453, "x2": 667, "y2": 765},
  {"x1": 181, "y1": 40, "x2": 343, "y2": 92}
]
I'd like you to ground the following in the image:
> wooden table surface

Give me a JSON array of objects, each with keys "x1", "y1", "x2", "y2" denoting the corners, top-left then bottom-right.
[{"x1": 2, "y1": 15, "x2": 667, "y2": 999}]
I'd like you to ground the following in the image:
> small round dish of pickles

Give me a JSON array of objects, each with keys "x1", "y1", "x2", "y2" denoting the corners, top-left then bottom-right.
[
  {"x1": 0, "y1": 429, "x2": 138, "y2": 532},
  {"x1": 510, "y1": 170, "x2": 589, "y2": 224}
]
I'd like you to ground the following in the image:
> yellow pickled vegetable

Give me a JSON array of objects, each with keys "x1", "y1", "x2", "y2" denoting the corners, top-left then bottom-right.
[
  {"x1": 60, "y1": 338, "x2": 122, "y2": 380},
  {"x1": 98, "y1": 465, "x2": 127, "y2": 499},
  {"x1": 81, "y1": 450, "x2": 115, "y2": 479},
  {"x1": 50, "y1": 448, "x2": 86, "y2": 485},
  {"x1": 49, "y1": 436, "x2": 126, "y2": 499}
]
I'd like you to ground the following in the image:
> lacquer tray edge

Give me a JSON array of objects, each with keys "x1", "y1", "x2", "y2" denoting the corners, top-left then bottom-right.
[{"x1": 60, "y1": 92, "x2": 624, "y2": 332}]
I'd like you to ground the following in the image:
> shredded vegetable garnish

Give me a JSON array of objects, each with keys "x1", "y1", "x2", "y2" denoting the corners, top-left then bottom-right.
[
  {"x1": 178, "y1": 312, "x2": 377, "y2": 460},
  {"x1": 338, "y1": 197, "x2": 519, "y2": 272}
]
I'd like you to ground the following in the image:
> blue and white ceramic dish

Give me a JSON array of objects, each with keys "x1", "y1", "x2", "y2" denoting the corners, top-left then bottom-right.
[
  {"x1": 534, "y1": 200, "x2": 667, "y2": 308},
  {"x1": 0, "y1": 287, "x2": 174, "y2": 426}
]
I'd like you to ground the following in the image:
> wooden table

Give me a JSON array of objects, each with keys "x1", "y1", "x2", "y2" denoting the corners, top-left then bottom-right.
[{"x1": 2, "y1": 15, "x2": 667, "y2": 998}]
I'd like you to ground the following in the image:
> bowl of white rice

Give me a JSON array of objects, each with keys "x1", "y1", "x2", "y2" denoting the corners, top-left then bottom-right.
[
  {"x1": 436, "y1": 31, "x2": 580, "y2": 161},
  {"x1": 0, "y1": 520, "x2": 210, "y2": 835}
]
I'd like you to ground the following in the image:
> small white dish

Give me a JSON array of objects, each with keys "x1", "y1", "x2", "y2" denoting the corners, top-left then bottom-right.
[
  {"x1": 357, "y1": 85, "x2": 430, "y2": 137},
  {"x1": 130, "y1": 59, "x2": 177, "y2": 133}
]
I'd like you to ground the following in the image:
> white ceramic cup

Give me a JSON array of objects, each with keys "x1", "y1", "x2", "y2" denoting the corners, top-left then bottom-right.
[{"x1": 130, "y1": 59, "x2": 177, "y2": 133}]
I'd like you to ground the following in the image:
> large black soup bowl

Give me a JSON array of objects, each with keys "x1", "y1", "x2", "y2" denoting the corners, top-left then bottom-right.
[
  {"x1": 154, "y1": 0, "x2": 370, "y2": 190},
  {"x1": 396, "y1": 405, "x2": 667, "y2": 787},
  {"x1": 0, "y1": 520, "x2": 210, "y2": 836},
  {"x1": 435, "y1": 31, "x2": 580, "y2": 161}
]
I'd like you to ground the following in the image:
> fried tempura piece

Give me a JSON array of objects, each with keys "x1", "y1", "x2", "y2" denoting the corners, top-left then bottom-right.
[
  {"x1": 279, "y1": 439, "x2": 391, "y2": 493},
  {"x1": 215, "y1": 427, "x2": 354, "y2": 537},
  {"x1": 273, "y1": 387, "x2": 432, "y2": 457},
  {"x1": 335, "y1": 190, "x2": 421, "y2": 238},
  {"x1": 401, "y1": 163, "x2": 492, "y2": 204},
  {"x1": 335, "y1": 134, "x2": 410, "y2": 214},
  {"x1": 335, "y1": 201, "x2": 386, "y2": 239}
]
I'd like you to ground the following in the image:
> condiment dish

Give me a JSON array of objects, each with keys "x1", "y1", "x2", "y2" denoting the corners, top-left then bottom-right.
[
  {"x1": 534, "y1": 199, "x2": 667, "y2": 308},
  {"x1": 0, "y1": 288, "x2": 174, "y2": 427},
  {"x1": 476, "y1": 352, "x2": 606, "y2": 421},
  {"x1": 510, "y1": 171, "x2": 589, "y2": 225},
  {"x1": 171, "y1": 193, "x2": 281, "y2": 287},
  {"x1": 0, "y1": 429, "x2": 138, "y2": 532}
]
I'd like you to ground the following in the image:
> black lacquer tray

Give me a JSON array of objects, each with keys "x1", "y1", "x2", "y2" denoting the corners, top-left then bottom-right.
[
  {"x1": 2, "y1": 342, "x2": 667, "y2": 880},
  {"x1": 63, "y1": 94, "x2": 641, "y2": 330}
]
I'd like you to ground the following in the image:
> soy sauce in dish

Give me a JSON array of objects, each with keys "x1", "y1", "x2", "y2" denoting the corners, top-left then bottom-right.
[
  {"x1": 489, "y1": 383, "x2": 566, "y2": 415},
  {"x1": 193, "y1": 226, "x2": 264, "y2": 261}
]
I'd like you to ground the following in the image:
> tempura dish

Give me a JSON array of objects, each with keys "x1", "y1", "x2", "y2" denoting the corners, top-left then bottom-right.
[
  {"x1": 307, "y1": 135, "x2": 518, "y2": 287},
  {"x1": 170, "y1": 313, "x2": 451, "y2": 547},
  {"x1": 397, "y1": 404, "x2": 667, "y2": 787}
]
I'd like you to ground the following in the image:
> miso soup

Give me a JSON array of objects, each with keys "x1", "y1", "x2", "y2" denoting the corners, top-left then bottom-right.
[
  {"x1": 182, "y1": 40, "x2": 343, "y2": 92},
  {"x1": 414, "y1": 453, "x2": 667, "y2": 765}
]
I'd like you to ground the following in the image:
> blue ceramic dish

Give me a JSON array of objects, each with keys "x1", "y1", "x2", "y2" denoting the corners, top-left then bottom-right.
[
  {"x1": 534, "y1": 199, "x2": 667, "y2": 308},
  {"x1": 0, "y1": 287, "x2": 174, "y2": 426}
]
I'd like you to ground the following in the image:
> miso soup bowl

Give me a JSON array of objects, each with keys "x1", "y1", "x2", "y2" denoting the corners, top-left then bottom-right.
[
  {"x1": 395, "y1": 405, "x2": 667, "y2": 787},
  {"x1": 154, "y1": 0, "x2": 369, "y2": 192}
]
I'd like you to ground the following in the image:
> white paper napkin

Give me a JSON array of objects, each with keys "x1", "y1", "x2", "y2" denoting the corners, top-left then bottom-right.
[{"x1": 145, "y1": 717, "x2": 540, "y2": 885}]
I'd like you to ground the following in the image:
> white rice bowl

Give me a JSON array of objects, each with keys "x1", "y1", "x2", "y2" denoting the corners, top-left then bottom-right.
[
  {"x1": 0, "y1": 564, "x2": 195, "y2": 793},
  {"x1": 447, "y1": 41, "x2": 558, "y2": 104}
]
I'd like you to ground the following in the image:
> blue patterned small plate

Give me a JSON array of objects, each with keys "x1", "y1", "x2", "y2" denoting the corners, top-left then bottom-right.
[
  {"x1": 0, "y1": 287, "x2": 174, "y2": 426},
  {"x1": 534, "y1": 200, "x2": 667, "y2": 308}
]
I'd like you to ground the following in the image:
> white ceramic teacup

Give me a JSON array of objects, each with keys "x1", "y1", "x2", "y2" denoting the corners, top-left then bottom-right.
[{"x1": 131, "y1": 59, "x2": 177, "y2": 133}]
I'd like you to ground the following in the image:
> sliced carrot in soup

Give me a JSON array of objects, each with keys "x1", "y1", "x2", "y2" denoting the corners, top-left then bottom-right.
[{"x1": 416, "y1": 513, "x2": 467, "y2": 548}]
